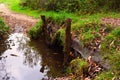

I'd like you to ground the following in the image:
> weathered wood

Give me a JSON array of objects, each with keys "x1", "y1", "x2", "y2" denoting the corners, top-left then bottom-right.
[
  {"x1": 64, "y1": 18, "x2": 72, "y2": 65},
  {"x1": 41, "y1": 15, "x2": 46, "y2": 37}
]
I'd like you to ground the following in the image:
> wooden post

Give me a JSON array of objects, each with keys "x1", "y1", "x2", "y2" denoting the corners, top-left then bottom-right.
[
  {"x1": 41, "y1": 15, "x2": 47, "y2": 37},
  {"x1": 64, "y1": 18, "x2": 72, "y2": 65}
]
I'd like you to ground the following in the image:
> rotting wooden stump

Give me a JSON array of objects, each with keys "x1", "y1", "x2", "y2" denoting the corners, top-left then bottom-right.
[
  {"x1": 41, "y1": 15, "x2": 47, "y2": 37},
  {"x1": 41, "y1": 15, "x2": 61, "y2": 46},
  {"x1": 64, "y1": 18, "x2": 72, "y2": 66},
  {"x1": 41, "y1": 15, "x2": 52, "y2": 45}
]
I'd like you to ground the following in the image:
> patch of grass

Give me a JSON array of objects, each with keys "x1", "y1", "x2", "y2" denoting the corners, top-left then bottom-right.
[
  {"x1": 95, "y1": 71, "x2": 114, "y2": 80},
  {"x1": 28, "y1": 20, "x2": 42, "y2": 39},
  {"x1": 98, "y1": 27, "x2": 120, "y2": 79},
  {"x1": 0, "y1": 0, "x2": 40, "y2": 18},
  {"x1": 111, "y1": 27, "x2": 120, "y2": 37},
  {"x1": 95, "y1": 51, "x2": 120, "y2": 80},
  {"x1": 70, "y1": 58, "x2": 88, "y2": 76},
  {"x1": 0, "y1": 18, "x2": 9, "y2": 33},
  {"x1": 101, "y1": 27, "x2": 120, "y2": 52}
]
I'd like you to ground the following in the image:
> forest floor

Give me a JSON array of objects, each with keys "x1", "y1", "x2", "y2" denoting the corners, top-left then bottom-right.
[
  {"x1": 0, "y1": 4, "x2": 38, "y2": 33},
  {"x1": 0, "y1": 3, "x2": 120, "y2": 80}
]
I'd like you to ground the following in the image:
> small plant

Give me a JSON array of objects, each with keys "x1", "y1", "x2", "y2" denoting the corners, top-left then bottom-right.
[
  {"x1": 28, "y1": 20, "x2": 42, "y2": 39},
  {"x1": 70, "y1": 58, "x2": 88, "y2": 77},
  {"x1": 95, "y1": 71, "x2": 114, "y2": 80},
  {"x1": 0, "y1": 18, "x2": 9, "y2": 37}
]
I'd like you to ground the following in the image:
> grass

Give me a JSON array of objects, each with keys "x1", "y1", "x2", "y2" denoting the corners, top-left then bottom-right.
[
  {"x1": 0, "y1": 0, "x2": 120, "y2": 79},
  {"x1": 0, "y1": 17, "x2": 9, "y2": 37},
  {"x1": 0, "y1": 0, "x2": 120, "y2": 22}
]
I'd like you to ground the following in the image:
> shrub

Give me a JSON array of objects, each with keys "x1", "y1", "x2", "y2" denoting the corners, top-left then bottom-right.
[{"x1": 21, "y1": 0, "x2": 120, "y2": 14}]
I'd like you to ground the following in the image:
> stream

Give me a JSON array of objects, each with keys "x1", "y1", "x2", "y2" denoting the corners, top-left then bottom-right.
[{"x1": 0, "y1": 32, "x2": 63, "y2": 80}]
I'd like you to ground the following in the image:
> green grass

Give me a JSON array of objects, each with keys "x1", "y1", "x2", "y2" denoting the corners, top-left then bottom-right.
[
  {"x1": 1, "y1": 0, "x2": 120, "y2": 79},
  {"x1": 1, "y1": 0, "x2": 120, "y2": 23},
  {"x1": 0, "y1": 0, "x2": 40, "y2": 18},
  {"x1": 0, "y1": 17, "x2": 9, "y2": 36}
]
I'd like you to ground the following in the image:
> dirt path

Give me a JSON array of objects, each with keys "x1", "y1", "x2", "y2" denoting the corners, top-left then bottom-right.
[
  {"x1": 101, "y1": 18, "x2": 120, "y2": 26},
  {"x1": 0, "y1": 4, "x2": 39, "y2": 33}
]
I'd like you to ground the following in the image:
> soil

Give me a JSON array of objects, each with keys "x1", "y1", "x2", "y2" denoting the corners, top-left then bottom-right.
[
  {"x1": 101, "y1": 18, "x2": 120, "y2": 26},
  {"x1": 0, "y1": 4, "x2": 39, "y2": 33}
]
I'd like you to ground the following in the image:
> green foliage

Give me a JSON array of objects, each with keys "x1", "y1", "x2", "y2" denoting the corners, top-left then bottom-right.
[
  {"x1": 77, "y1": 23, "x2": 101, "y2": 45},
  {"x1": 101, "y1": 27, "x2": 120, "y2": 51},
  {"x1": 54, "y1": 28, "x2": 65, "y2": 46},
  {"x1": 111, "y1": 27, "x2": 120, "y2": 38},
  {"x1": 28, "y1": 20, "x2": 42, "y2": 39},
  {"x1": 98, "y1": 28, "x2": 120, "y2": 79},
  {"x1": 95, "y1": 71, "x2": 114, "y2": 80},
  {"x1": 0, "y1": 18, "x2": 9, "y2": 37},
  {"x1": 20, "y1": 0, "x2": 120, "y2": 14},
  {"x1": 109, "y1": 52, "x2": 120, "y2": 79},
  {"x1": 70, "y1": 58, "x2": 88, "y2": 76}
]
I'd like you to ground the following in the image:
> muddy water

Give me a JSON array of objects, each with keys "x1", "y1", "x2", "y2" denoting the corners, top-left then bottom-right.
[{"x1": 0, "y1": 33, "x2": 63, "y2": 80}]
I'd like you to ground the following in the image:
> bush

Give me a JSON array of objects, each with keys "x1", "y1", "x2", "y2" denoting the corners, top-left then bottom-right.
[
  {"x1": 95, "y1": 71, "x2": 114, "y2": 80},
  {"x1": 21, "y1": 0, "x2": 120, "y2": 14},
  {"x1": 51, "y1": 28, "x2": 65, "y2": 50}
]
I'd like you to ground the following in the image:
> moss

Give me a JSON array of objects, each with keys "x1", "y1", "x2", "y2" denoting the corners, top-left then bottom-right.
[
  {"x1": 101, "y1": 27, "x2": 120, "y2": 52},
  {"x1": 111, "y1": 27, "x2": 120, "y2": 38}
]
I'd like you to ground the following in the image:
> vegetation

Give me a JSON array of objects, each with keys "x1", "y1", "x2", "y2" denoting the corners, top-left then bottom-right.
[
  {"x1": 0, "y1": 0, "x2": 120, "y2": 79},
  {"x1": 70, "y1": 58, "x2": 88, "y2": 77},
  {"x1": 28, "y1": 20, "x2": 42, "y2": 39},
  {"x1": 0, "y1": 18, "x2": 9, "y2": 38},
  {"x1": 20, "y1": 0, "x2": 120, "y2": 14}
]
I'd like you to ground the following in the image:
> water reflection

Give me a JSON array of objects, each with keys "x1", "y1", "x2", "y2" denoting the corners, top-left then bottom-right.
[
  {"x1": 0, "y1": 56, "x2": 15, "y2": 80},
  {"x1": 29, "y1": 39, "x2": 63, "y2": 78},
  {"x1": 0, "y1": 33, "x2": 63, "y2": 80},
  {"x1": 0, "y1": 36, "x2": 8, "y2": 55}
]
